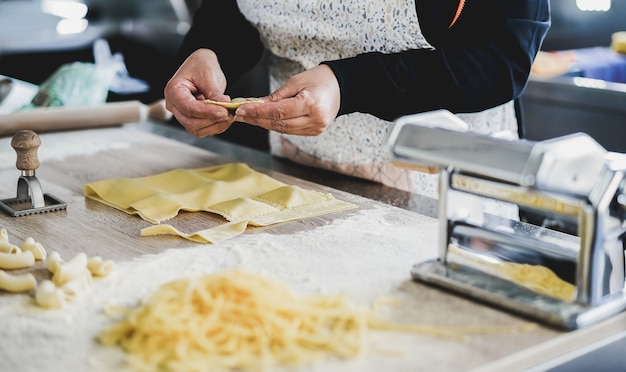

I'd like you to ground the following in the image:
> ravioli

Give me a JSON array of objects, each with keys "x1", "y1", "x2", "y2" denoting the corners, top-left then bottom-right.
[{"x1": 204, "y1": 97, "x2": 264, "y2": 109}]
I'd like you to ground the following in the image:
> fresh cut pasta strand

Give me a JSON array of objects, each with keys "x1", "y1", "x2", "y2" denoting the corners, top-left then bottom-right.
[
  {"x1": 99, "y1": 269, "x2": 535, "y2": 372},
  {"x1": 99, "y1": 270, "x2": 371, "y2": 371}
]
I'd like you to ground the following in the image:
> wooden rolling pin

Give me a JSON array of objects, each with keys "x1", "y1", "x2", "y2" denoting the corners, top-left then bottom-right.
[{"x1": 0, "y1": 99, "x2": 172, "y2": 137}]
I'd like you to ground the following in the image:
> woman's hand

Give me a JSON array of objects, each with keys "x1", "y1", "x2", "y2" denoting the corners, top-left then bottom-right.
[
  {"x1": 163, "y1": 49, "x2": 235, "y2": 137},
  {"x1": 234, "y1": 64, "x2": 341, "y2": 136}
]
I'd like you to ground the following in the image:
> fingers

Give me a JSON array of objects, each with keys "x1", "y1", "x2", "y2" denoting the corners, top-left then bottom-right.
[
  {"x1": 234, "y1": 65, "x2": 340, "y2": 136},
  {"x1": 162, "y1": 48, "x2": 237, "y2": 137},
  {"x1": 234, "y1": 91, "x2": 335, "y2": 136},
  {"x1": 233, "y1": 98, "x2": 322, "y2": 136},
  {"x1": 165, "y1": 91, "x2": 234, "y2": 137},
  {"x1": 192, "y1": 119, "x2": 234, "y2": 137},
  {"x1": 164, "y1": 82, "x2": 234, "y2": 137},
  {"x1": 166, "y1": 88, "x2": 226, "y2": 123}
]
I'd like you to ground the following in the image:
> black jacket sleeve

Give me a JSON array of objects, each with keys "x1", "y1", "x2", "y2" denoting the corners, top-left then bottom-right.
[
  {"x1": 178, "y1": 0, "x2": 549, "y2": 122},
  {"x1": 323, "y1": 0, "x2": 551, "y2": 121},
  {"x1": 176, "y1": 0, "x2": 265, "y2": 84}
]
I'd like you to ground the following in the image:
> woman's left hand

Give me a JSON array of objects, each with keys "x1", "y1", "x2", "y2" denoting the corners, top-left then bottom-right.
[{"x1": 234, "y1": 64, "x2": 341, "y2": 136}]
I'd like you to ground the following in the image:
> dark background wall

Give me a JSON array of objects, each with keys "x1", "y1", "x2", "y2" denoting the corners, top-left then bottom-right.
[
  {"x1": 520, "y1": 0, "x2": 626, "y2": 152},
  {"x1": 0, "y1": 0, "x2": 270, "y2": 151},
  {"x1": 1, "y1": 0, "x2": 625, "y2": 151},
  {"x1": 543, "y1": 0, "x2": 626, "y2": 50}
]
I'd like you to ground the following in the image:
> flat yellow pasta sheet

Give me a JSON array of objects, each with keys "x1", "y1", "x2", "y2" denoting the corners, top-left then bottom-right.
[
  {"x1": 448, "y1": 245, "x2": 576, "y2": 302},
  {"x1": 141, "y1": 221, "x2": 250, "y2": 244},
  {"x1": 85, "y1": 163, "x2": 357, "y2": 243}
]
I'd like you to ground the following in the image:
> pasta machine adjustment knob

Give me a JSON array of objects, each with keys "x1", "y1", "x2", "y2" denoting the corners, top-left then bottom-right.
[{"x1": 0, "y1": 130, "x2": 67, "y2": 216}]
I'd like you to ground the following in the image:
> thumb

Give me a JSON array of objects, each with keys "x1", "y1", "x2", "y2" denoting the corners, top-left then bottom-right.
[{"x1": 267, "y1": 81, "x2": 300, "y2": 102}]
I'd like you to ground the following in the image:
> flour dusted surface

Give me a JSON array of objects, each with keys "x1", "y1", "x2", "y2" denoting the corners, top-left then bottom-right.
[{"x1": 0, "y1": 205, "x2": 444, "y2": 372}]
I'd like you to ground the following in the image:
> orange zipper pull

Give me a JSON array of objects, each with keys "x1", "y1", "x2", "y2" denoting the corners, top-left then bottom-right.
[{"x1": 449, "y1": 0, "x2": 466, "y2": 28}]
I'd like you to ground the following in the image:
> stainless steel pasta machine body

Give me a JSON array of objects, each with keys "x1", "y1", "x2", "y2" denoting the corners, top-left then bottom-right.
[{"x1": 386, "y1": 110, "x2": 626, "y2": 330}]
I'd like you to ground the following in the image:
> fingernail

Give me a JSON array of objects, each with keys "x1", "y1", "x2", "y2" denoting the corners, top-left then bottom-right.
[{"x1": 235, "y1": 108, "x2": 246, "y2": 116}]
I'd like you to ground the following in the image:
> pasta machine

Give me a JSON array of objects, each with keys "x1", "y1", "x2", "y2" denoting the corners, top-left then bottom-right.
[{"x1": 386, "y1": 110, "x2": 626, "y2": 330}]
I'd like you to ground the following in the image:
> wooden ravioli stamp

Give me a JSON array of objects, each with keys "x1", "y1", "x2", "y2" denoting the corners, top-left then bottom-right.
[{"x1": 0, "y1": 130, "x2": 66, "y2": 216}]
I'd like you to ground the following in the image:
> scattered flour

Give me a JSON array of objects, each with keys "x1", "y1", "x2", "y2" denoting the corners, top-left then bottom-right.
[
  {"x1": 0, "y1": 204, "x2": 439, "y2": 372},
  {"x1": 0, "y1": 128, "x2": 133, "y2": 168}
]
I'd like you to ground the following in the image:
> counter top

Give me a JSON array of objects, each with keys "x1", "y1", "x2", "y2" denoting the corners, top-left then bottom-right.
[
  {"x1": 141, "y1": 122, "x2": 626, "y2": 371},
  {"x1": 140, "y1": 121, "x2": 440, "y2": 219},
  {"x1": 0, "y1": 122, "x2": 621, "y2": 371}
]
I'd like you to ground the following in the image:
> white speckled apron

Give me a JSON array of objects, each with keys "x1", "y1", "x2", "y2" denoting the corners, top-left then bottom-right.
[{"x1": 237, "y1": 0, "x2": 518, "y2": 199}]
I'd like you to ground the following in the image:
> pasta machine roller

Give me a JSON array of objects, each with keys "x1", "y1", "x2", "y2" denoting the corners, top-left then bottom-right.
[
  {"x1": 386, "y1": 110, "x2": 626, "y2": 330},
  {"x1": 0, "y1": 130, "x2": 66, "y2": 216}
]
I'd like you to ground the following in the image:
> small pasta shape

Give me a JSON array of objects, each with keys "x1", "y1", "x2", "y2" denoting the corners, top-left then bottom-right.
[
  {"x1": 0, "y1": 228, "x2": 118, "y2": 310},
  {"x1": 35, "y1": 280, "x2": 67, "y2": 309},
  {"x1": 0, "y1": 228, "x2": 8, "y2": 242},
  {"x1": 103, "y1": 303, "x2": 130, "y2": 318},
  {"x1": 87, "y1": 256, "x2": 115, "y2": 277},
  {"x1": 0, "y1": 251, "x2": 35, "y2": 270},
  {"x1": 0, "y1": 270, "x2": 37, "y2": 293},
  {"x1": 21, "y1": 237, "x2": 47, "y2": 260},
  {"x1": 61, "y1": 269, "x2": 93, "y2": 299},
  {"x1": 0, "y1": 241, "x2": 20, "y2": 254},
  {"x1": 52, "y1": 252, "x2": 88, "y2": 286},
  {"x1": 0, "y1": 226, "x2": 117, "y2": 309},
  {"x1": 47, "y1": 251, "x2": 64, "y2": 274}
]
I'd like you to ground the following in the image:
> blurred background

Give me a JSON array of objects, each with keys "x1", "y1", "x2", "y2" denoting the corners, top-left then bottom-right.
[
  {"x1": 0, "y1": 0, "x2": 625, "y2": 151},
  {"x1": 0, "y1": 0, "x2": 270, "y2": 149}
]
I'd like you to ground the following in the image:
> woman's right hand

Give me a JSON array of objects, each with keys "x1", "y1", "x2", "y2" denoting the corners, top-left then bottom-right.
[{"x1": 164, "y1": 49, "x2": 235, "y2": 137}]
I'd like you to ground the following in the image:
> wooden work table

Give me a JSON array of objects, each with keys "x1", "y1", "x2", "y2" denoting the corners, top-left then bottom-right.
[{"x1": 0, "y1": 122, "x2": 623, "y2": 371}]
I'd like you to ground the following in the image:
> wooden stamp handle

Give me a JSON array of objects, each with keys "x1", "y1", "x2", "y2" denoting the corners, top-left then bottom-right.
[{"x1": 11, "y1": 130, "x2": 40, "y2": 173}]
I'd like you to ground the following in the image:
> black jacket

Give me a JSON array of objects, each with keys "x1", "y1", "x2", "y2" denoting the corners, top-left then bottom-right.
[{"x1": 177, "y1": 0, "x2": 550, "y2": 122}]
